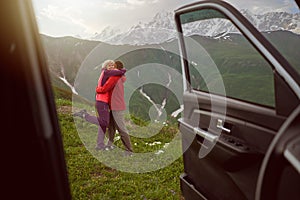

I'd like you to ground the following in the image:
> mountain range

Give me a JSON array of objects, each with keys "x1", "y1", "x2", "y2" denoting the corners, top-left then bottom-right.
[
  {"x1": 90, "y1": 10, "x2": 300, "y2": 45},
  {"x1": 43, "y1": 31, "x2": 300, "y2": 121},
  {"x1": 41, "y1": 9, "x2": 300, "y2": 121}
]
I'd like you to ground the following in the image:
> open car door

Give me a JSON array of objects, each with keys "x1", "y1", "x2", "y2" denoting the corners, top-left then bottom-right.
[{"x1": 175, "y1": 1, "x2": 300, "y2": 199}]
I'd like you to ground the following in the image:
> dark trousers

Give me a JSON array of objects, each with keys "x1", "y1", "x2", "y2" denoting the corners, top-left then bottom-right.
[
  {"x1": 95, "y1": 101, "x2": 110, "y2": 148},
  {"x1": 108, "y1": 110, "x2": 133, "y2": 152},
  {"x1": 84, "y1": 114, "x2": 99, "y2": 125}
]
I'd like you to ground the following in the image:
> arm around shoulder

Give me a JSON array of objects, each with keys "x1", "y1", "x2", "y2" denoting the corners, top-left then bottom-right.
[{"x1": 96, "y1": 76, "x2": 121, "y2": 93}]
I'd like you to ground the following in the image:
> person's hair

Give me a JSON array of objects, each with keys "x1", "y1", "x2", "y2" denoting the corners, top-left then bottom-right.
[
  {"x1": 115, "y1": 60, "x2": 124, "y2": 69},
  {"x1": 102, "y1": 60, "x2": 114, "y2": 69}
]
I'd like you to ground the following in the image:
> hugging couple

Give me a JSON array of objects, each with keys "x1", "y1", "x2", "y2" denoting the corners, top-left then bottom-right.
[{"x1": 75, "y1": 60, "x2": 133, "y2": 156}]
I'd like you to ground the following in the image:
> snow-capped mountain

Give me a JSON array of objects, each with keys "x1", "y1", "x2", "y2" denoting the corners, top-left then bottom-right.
[
  {"x1": 90, "y1": 26, "x2": 122, "y2": 41},
  {"x1": 242, "y1": 10, "x2": 300, "y2": 33},
  {"x1": 91, "y1": 11, "x2": 176, "y2": 45},
  {"x1": 91, "y1": 10, "x2": 300, "y2": 45}
]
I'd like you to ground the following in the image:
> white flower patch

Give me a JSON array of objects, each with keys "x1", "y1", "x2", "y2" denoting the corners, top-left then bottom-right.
[
  {"x1": 155, "y1": 150, "x2": 164, "y2": 155},
  {"x1": 162, "y1": 121, "x2": 168, "y2": 126},
  {"x1": 145, "y1": 141, "x2": 162, "y2": 146},
  {"x1": 163, "y1": 143, "x2": 170, "y2": 148},
  {"x1": 114, "y1": 136, "x2": 121, "y2": 141}
]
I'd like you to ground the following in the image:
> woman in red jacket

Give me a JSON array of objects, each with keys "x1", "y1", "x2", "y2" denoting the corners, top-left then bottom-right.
[
  {"x1": 97, "y1": 61, "x2": 133, "y2": 155},
  {"x1": 74, "y1": 61, "x2": 133, "y2": 152},
  {"x1": 95, "y1": 60, "x2": 126, "y2": 150}
]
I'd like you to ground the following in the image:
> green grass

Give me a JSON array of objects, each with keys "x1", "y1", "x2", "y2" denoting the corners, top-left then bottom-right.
[{"x1": 57, "y1": 100, "x2": 184, "y2": 200}]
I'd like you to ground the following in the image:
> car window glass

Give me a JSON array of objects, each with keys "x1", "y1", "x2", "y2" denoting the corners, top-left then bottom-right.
[
  {"x1": 180, "y1": 9, "x2": 275, "y2": 108},
  {"x1": 263, "y1": 31, "x2": 300, "y2": 75},
  {"x1": 239, "y1": 8, "x2": 300, "y2": 76}
]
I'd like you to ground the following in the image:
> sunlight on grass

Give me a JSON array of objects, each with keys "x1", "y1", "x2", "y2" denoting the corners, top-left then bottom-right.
[{"x1": 58, "y1": 101, "x2": 184, "y2": 199}]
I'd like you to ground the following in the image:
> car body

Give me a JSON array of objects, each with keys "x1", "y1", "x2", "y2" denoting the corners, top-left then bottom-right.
[{"x1": 175, "y1": 0, "x2": 300, "y2": 199}]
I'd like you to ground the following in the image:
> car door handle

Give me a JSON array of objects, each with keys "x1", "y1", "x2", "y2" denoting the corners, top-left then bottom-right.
[
  {"x1": 217, "y1": 119, "x2": 231, "y2": 133},
  {"x1": 178, "y1": 118, "x2": 219, "y2": 143}
]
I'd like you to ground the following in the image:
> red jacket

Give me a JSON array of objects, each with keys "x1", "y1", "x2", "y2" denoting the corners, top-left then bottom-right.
[
  {"x1": 95, "y1": 69, "x2": 125, "y2": 103},
  {"x1": 95, "y1": 71, "x2": 110, "y2": 103},
  {"x1": 96, "y1": 76, "x2": 126, "y2": 110}
]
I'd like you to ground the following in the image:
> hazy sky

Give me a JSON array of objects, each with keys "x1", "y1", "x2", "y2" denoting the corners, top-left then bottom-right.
[{"x1": 32, "y1": 0, "x2": 299, "y2": 39}]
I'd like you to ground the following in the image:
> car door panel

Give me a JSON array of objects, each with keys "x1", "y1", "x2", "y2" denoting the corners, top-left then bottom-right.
[
  {"x1": 256, "y1": 106, "x2": 300, "y2": 200},
  {"x1": 183, "y1": 92, "x2": 285, "y2": 131},
  {"x1": 275, "y1": 73, "x2": 299, "y2": 116},
  {"x1": 179, "y1": 101, "x2": 274, "y2": 199},
  {"x1": 179, "y1": 124, "x2": 258, "y2": 200},
  {"x1": 176, "y1": 1, "x2": 299, "y2": 200},
  {"x1": 182, "y1": 92, "x2": 284, "y2": 151}
]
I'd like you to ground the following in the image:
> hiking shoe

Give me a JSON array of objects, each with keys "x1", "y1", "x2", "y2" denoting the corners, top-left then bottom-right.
[
  {"x1": 73, "y1": 109, "x2": 87, "y2": 118},
  {"x1": 105, "y1": 145, "x2": 115, "y2": 150},
  {"x1": 123, "y1": 151, "x2": 133, "y2": 157},
  {"x1": 95, "y1": 146, "x2": 110, "y2": 151}
]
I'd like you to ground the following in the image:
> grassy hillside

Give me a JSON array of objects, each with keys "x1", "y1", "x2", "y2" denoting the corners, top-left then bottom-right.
[
  {"x1": 48, "y1": 30, "x2": 300, "y2": 199},
  {"x1": 263, "y1": 30, "x2": 300, "y2": 74},
  {"x1": 41, "y1": 34, "x2": 100, "y2": 85},
  {"x1": 55, "y1": 89, "x2": 184, "y2": 199},
  {"x1": 188, "y1": 34, "x2": 276, "y2": 106},
  {"x1": 128, "y1": 83, "x2": 181, "y2": 121},
  {"x1": 189, "y1": 31, "x2": 300, "y2": 107},
  {"x1": 46, "y1": 30, "x2": 300, "y2": 120},
  {"x1": 73, "y1": 43, "x2": 183, "y2": 122}
]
